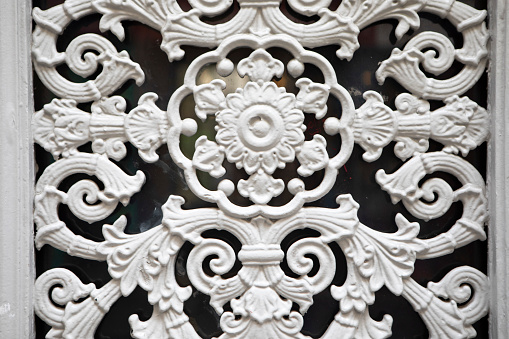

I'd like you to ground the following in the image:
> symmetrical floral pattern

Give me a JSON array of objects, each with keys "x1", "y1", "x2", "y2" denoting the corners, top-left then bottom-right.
[
  {"x1": 33, "y1": 0, "x2": 490, "y2": 338},
  {"x1": 215, "y1": 81, "x2": 304, "y2": 176}
]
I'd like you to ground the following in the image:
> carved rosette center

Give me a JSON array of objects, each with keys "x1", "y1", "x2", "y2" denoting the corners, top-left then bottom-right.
[{"x1": 217, "y1": 81, "x2": 305, "y2": 175}]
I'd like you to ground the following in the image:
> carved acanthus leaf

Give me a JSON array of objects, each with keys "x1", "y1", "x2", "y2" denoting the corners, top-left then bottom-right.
[
  {"x1": 339, "y1": 214, "x2": 424, "y2": 296},
  {"x1": 33, "y1": 32, "x2": 144, "y2": 102},
  {"x1": 402, "y1": 269, "x2": 488, "y2": 339},
  {"x1": 338, "y1": 0, "x2": 426, "y2": 39},
  {"x1": 92, "y1": 0, "x2": 175, "y2": 39}
]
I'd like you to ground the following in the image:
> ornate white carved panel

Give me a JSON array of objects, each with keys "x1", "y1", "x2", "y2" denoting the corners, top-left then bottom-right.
[{"x1": 32, "y1": 0, "x2": 490, "y2": 338}]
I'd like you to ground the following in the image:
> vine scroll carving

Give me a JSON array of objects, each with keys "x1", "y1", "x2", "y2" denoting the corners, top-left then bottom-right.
[{"x1": 33, "y1": 0, "x2": 489, "y2": 338}]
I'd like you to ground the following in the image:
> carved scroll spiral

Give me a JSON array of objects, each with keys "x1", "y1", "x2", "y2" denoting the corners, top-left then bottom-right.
[
  {"x1": 34, "y1": 153, "x2": 145, "y2": 259},
  {"x1": 35, "y1": 268, "x2": 123, "y2": 339},
  {"x1": 34, "y1": 32, "x2": 144, "y2": 102},
  {"x1": 427, "y1": 266, "x2": 489, "y2": 325},
  {"x1": 187, "y1": 238, "x2": 240, "y2": 311},
  {"x1": 376, "y1": 2, "x2": 488, "y2": 100},
  {"x1": 377, "y1": 152, "x2": 487, "y2": 259},
  {"x1": 286, "y1": 238, "x2": 336, "y2": 296}
]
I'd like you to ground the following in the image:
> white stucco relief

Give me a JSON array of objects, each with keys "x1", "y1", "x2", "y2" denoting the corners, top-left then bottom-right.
[{"x1": 32, "y1": 0, "x2": 489, "y2": 338}]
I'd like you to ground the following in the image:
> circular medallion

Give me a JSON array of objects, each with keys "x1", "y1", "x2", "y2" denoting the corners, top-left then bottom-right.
[{"x1": 237, "y1": 106, "x2": 284, "y2": 151}]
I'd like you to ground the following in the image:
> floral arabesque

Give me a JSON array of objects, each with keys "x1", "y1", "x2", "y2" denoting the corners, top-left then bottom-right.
[
  {"x1": 166, "y1": 36, "x2": 355, "y2": 218},
  {"x1": 31, "y1": 0, "x2": 490, "y2": 338},
  {"x1": 215, "y1": 81, "x2": 305, "y2": 177},
  {"x1": 216, "y1": 80, "x2": 306, "y2": 204},
  {"x1": 192, "y1": 48, "x2": 330, "y2": 204}
]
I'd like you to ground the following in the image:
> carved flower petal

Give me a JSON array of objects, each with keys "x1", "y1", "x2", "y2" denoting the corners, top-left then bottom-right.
[
  {"x1": 216, "y1": 125, "x2": 237, "y2": 145},
  {"x1": 225, "y1": 93, "x2": 246, "y2": 112},
  {"x1": 261, "y1": 151, "x2": 278, "y2": 173},
  {"x1": 226, "y1": 142, "x2": 245, "y2": 163},
  {"x1": 283, "y1": 109, "x2": 305, "y2": 128},
  {"x1": 260, "y1": 82, "x2": 279, "y2": 103},
  {"x1": 275, "y1": 143, "x2": 295, "y2": 163},
  {"x1": 275, "y1": 93, "x2": 297, "y2": 113},
  {"x1": 242, "y1": 82, "x2": 261, "y2": 103},
  {"x1": 216, "y1": 110, "x2": 238, "y2": 129},
  {"x1": 282, "y1": 128, "x2": 305, "y2": 146},
  {"x1": 243, "y1": 151, "x2": 261, "y2": 174}
]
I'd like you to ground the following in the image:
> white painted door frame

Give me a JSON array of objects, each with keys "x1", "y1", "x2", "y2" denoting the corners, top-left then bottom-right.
[
  {"x1": 0, "y1": 0, "x2": 34, "y2": 337},
  {"x1": 0, "y1": 0, "x2": 507, "y2": 337}
]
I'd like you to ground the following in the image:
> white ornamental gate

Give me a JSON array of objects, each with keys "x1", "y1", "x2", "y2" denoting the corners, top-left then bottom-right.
[{"x1": 1, "y1": 0, "x2": 509, "y2": 338}]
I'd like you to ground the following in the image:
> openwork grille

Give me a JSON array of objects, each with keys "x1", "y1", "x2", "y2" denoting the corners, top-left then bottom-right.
[{"x1": 32, "y1": 0, "x2": 489, "y2": 337}]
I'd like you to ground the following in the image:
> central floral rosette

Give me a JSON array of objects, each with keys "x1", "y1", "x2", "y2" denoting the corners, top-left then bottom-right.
[
  {"x1": 186, "y1": 47, "x2": 337, "y2": 208},
  {"x1": 216, "y1": 81, "x2": 305, "y2": 175}
]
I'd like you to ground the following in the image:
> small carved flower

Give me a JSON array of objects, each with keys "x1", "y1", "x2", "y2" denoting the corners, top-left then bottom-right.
[
  {"x1": 238, "y1": 170, "x2": 285, "y2": 204},
  {"x1": 237, "y1": 49, "x2": 284, "y2": 82},
  {"x1": 192, "y1": 136, "x2": 226, "y2": 178},
  {"x1": 215, "y1": 81, "x2": 305, "y2": 175},
  {"x1": 194, "y1": 79, "x2": 226, "y2": 121},
  {"x1": 295, "y1": 78, "x2": 330, "y2": 119},
  {"x1": 296, "y1": 135, "x2": 329, "y2": 176}
]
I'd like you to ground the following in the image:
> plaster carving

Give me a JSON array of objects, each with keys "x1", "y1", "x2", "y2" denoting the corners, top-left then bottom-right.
[{"x1": 32, "y1": 0, "x2": 489, "y2": 338}]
